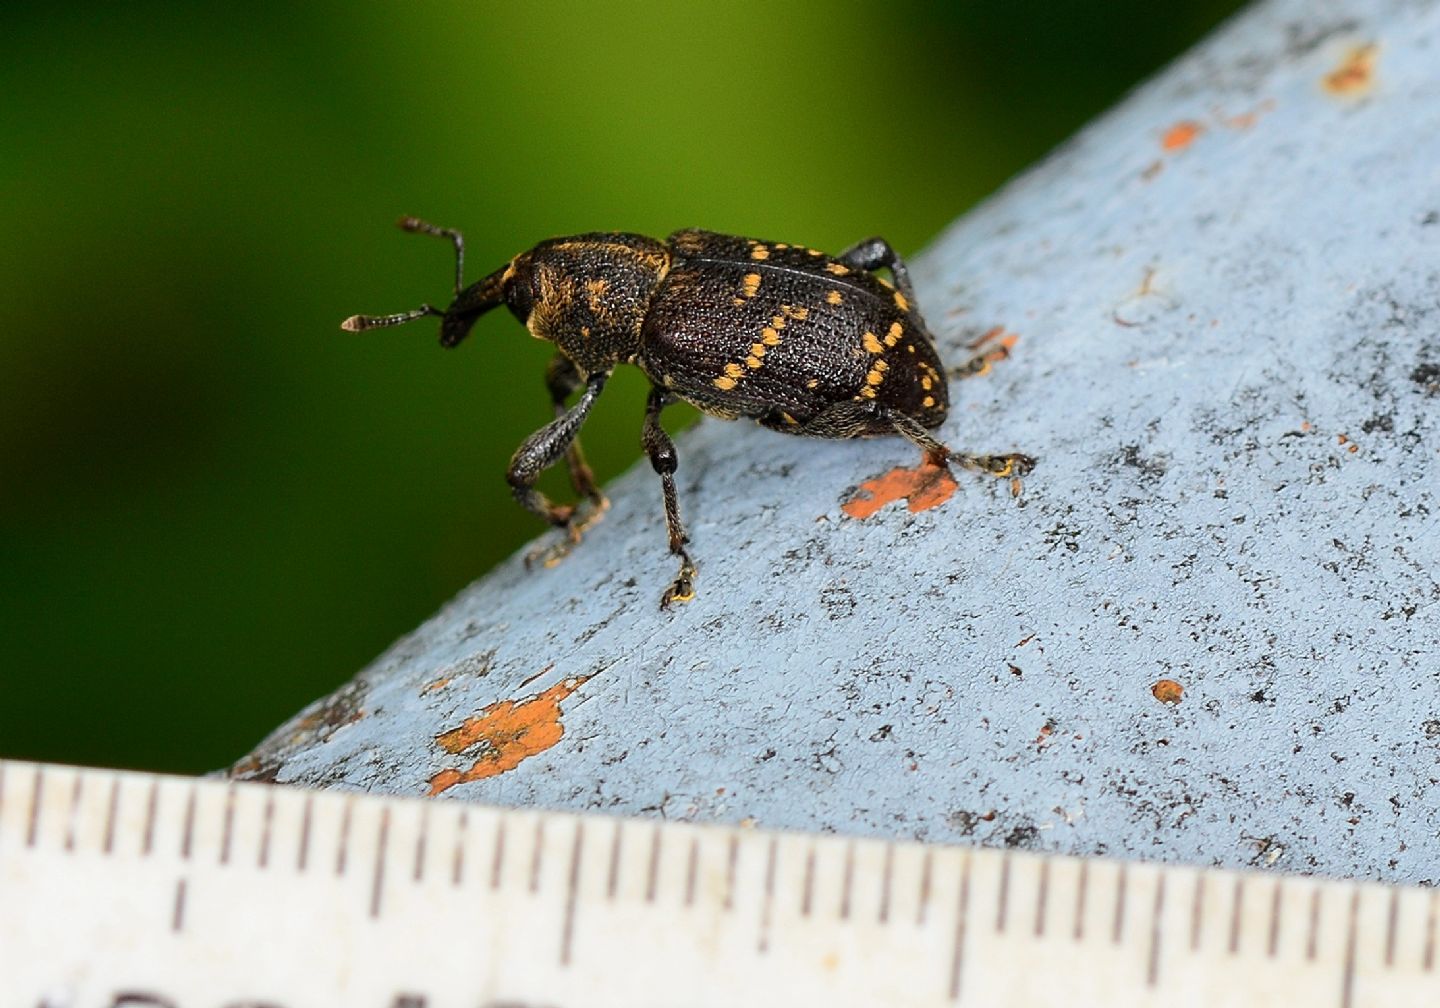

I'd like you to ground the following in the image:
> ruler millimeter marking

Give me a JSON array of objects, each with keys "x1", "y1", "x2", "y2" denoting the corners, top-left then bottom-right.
[{"x1": 1, "y1": 759, "x2": 1437, "y2": 1007}]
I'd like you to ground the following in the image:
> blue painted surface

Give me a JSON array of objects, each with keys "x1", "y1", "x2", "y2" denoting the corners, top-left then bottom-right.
[{"x1": 239, "y1": 0, "x2": 1440, "y2": 883}]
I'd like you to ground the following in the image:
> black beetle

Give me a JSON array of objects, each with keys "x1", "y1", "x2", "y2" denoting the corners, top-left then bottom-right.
[{"x1": 343, "y1": 218, "x2": 1033, "y2": 607}]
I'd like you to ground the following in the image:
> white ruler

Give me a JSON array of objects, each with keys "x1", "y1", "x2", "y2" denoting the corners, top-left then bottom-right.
[{"x1": 1, "y1": 759, "x2": 1436, "y2": 1007}]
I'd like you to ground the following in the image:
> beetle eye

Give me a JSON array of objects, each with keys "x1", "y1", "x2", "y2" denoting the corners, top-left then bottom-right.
[{"x1": 504, "y1": 257, "x2": 540, "y2": 323}]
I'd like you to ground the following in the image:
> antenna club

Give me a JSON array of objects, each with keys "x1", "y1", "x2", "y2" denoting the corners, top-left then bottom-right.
[{"x1": 339, "y1": 315, "x2": 369, "y2": 332}]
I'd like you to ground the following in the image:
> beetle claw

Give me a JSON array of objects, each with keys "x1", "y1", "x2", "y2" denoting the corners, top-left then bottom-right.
[
  {"x1": 659, "y1": 560, "x2": 698, "y2": 609},
  {"x1": 522, "y1": 494, "x2": 611, "y2": 571}
]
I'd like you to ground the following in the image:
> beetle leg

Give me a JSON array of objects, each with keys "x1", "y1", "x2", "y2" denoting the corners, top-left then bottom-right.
[
  {"x1": 883, "y1": 410, "x2": 1036, "y2": 491},
  {"x1": 837, "y1": 236, "x2": 918, "y2": 309},
  {"x1": 947, "y1": 327, "x2": 1015, "y2": 380},
  {"x1": 510, "y1": 371, "x2": 610, "y2": 569},
  {"x1": 779, "y1": 400, "x2": 882, "y2": 439},
  {"x1": 545, "y1": 354, "x2": 610, "y2": 522},
  {"x1": 642, "y1": 386, "x2": 698, "y2": 609}
]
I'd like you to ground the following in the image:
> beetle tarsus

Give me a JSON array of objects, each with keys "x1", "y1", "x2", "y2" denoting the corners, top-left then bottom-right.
[{"x1": 660, "y1": 558, "x2": 698, "y2": 609}]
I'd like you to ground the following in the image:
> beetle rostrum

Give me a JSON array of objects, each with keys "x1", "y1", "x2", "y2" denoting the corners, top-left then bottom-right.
[{"x1": 342, "y1": 217, "x2": 1035, "y2": 608}]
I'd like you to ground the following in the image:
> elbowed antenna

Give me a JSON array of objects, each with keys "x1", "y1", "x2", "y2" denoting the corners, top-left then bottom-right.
[
  {"x1": 396, "y1": 216, "x2": 466, "y2": 295},
  {"x1": 339, "y1": 217, "x2": 508, "y2": 346},
  {"x1": 340, "y1": 304, "x2": 443, "y2": 332}
]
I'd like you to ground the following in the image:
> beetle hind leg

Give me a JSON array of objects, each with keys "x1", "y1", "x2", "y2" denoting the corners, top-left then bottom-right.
[
  {"x1": 947, "y1": 327, "x2": 1017, "y2": 380},
  {"x1": 884, "y1": 410, "x2": 1036, "y2": 497},
  {"x1": 643, "y1": 387, "x2": 698, "y2": 608}
]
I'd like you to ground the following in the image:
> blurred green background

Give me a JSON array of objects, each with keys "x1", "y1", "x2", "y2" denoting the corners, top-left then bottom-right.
[{"x1": 1, "y1": 1, "x2": 1244, "y2": 774}]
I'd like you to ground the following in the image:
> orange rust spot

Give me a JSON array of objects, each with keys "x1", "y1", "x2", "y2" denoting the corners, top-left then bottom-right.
[
  {"x1": 1337, "y1": 433, "x2": 1349, "y2": 445},
  {"x1": 1219, "y1": 99, "x2": 1275, "y2": 130},
  {"x1": 421, "y1": 675, "x2": 453, "y2": 696},
  {"x1": 427, "y1": 675, "x2": 592, "y2": 795},
  {"x1": 1161, "y1": 120, "x2": 1202, "y2": 152},
  {"x1": 840, "y1": 461, "x2": 958, "y2": 520},
  {"x1": 1152, "y1": 679, "x2": 1184, "y2": 705},
  {"x1": 1324, "y1": 44, "x2": 1377, "y2": 95},
  {"x1": 1300, "y1": 420, "x2": 1313, "y2": 433}
]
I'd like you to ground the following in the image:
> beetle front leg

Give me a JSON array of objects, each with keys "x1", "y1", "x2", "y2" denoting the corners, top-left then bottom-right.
[
  {"x1": 837, "y1": 236, "x2": 917, "y2": 309},
  {"x1": 509, "y1": 371, "x2": 609, "y2": 568},
  {"x1": 642, "y1": 387, "x2": 698, "y2": 608},
  {"x1": 884, "y1": 410, "x2": 1036, "y2": 496},
  {"x1": 545, "y1": 354, "x2": 609, "y2": 521}
]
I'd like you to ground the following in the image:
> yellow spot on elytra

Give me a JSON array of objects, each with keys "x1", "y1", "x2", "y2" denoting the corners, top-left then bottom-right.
[
  {"x1": 780, "y1": 411, "x2": 797, "y2": 425},
  {"x1": 581, "y1": 326, "x2": 591, "y2": 338},
  {"x1": 922, "y1": 395, "x2": 936, "y2": 408},
  {"x1": 859, "y1": 386, "x2": 877, "y2": 399},
  {"x1": 921, "y1": 375, "x2": 932, "y2": 390},
  {"x1": 724, "y1": 362, "x2": 745, "y2": 379},
  {"x1": 760, "y1": 328, "x2": 782, "y2": 346},
  {"x1": 732, "y1": 297, "x2": 745, "y2": 305},
  {"x1": 866, "y1": 367, "x2": 885, "y2": 386},
  {"x1": 714, "y1": 375, "x2": 738, "y2": 390},
  {"x1": 769, "y1": 315, "x2": 787, "y2": 329},
  {"x1": 751, "y1": 245, "x2": 770, "y2": 260},
  {"x1": 886, "y1": 321, "x2": 903, "y2": 346},
  {"x1": 742, "y1": 273, "x2": 762, "y2": 297},
  {"x1": 750, "y1": 342, "x2": 768, "y2": 356},
  {"x1": 783, "y1": 304, "x2": 809, "y2": 320},
  {"x1": 862, "y1": 331, "x2": 884, "y2": 354},
  {"x1": 826, "y1": 290, "x2": 843, "y2": 305},
  {"x1": 825, "y1": 262, "x2": 850, "y2": 276},
  {"x1": 906, "y1": 344, "x2": 916, "y2": 353},
  {"x1": 806, "y1": 379, "x2": 819, "y2": 389},
  {"x1": 894, "y1": 291, "x2": 909, "y2": 311},
  {"x1": 775, "y1": 242, "x2": 789, "y2": 250},
  {"x1": 745, "y1": 355, "x2": 763, "y2": 369},
  {"x1": 807, "y1": 248, "x2": 823, "y2": 257},
  {"x1": 662, "y1": 374, "x2": 675, "y2": 387}
]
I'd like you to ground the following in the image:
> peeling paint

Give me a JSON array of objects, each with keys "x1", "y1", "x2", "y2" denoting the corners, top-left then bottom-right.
[
  {"x1": 427, "y1": 675, "x2": 592, "y2": 795},
  {"x1": 1161, "y1": 120, "x2": 1203, "y2": 152},
  {"x1": 1152, "y1": 680, "x2": 1185, "y2": 705},
  {"x1": 1323, "y1": 43, "x2": 1377, "y2": 95},
  {"x1": 840, "y1": 461, "x2": 958, "y2": 520}
]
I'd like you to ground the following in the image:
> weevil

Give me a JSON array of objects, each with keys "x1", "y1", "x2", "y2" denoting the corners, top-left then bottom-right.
[{"x1": 343, "y1": 218, "x2": 1034, "y2": 607}]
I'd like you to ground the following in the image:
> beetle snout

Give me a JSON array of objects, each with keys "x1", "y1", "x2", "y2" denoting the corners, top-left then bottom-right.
[{"x1": 439, "y1": 307, "x2": 484, "y2": 348}]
